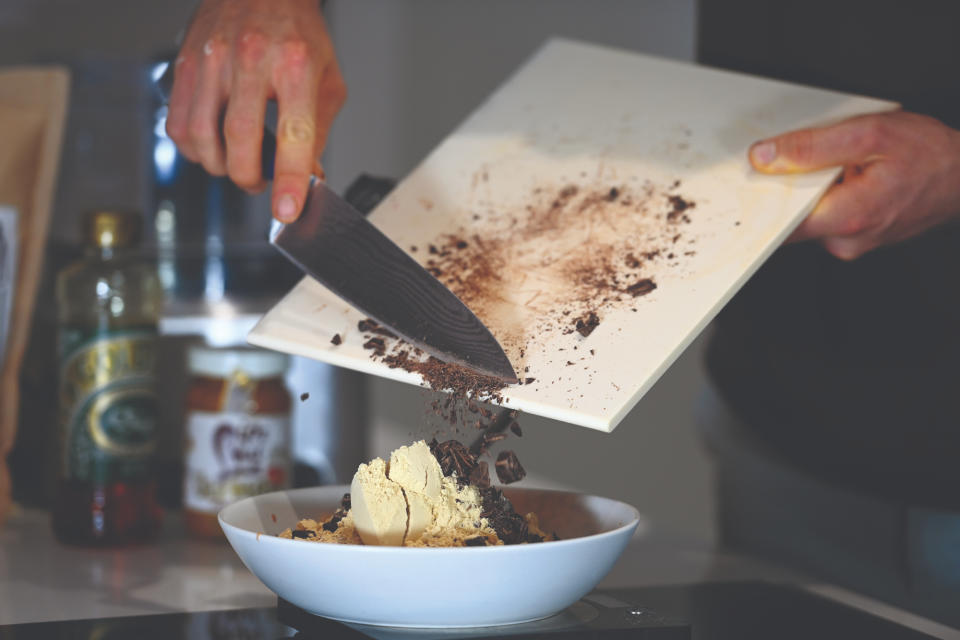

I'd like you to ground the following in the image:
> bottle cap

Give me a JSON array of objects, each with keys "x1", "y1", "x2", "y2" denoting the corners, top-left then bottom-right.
[
  {"x1": 188, "y1": 346, "x2": 289, "y2": 379},
  {"x1": 84, "y1": 210, "x2": 141, "y2": 249}
]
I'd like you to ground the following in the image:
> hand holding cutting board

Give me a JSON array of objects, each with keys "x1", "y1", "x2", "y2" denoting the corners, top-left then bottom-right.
[{"x1": 749, "y1": 110, "x2": 960, "y2": 260}]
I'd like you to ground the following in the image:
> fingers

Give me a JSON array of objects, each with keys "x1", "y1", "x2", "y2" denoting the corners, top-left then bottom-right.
[
  {"x1": 789, "y1": 166, "x2": 887, "y2": 259},
  {"x1": 271, "y1": 41, "x2": 322, "y2": 222},
  {"x1": 749, "y1": 114, "x2": 892, "y2": 174},
  {"x1": 186, "y1": 38, "x2": 230, "y2": 175},
  {"x1": 165, "y1": 56, "x2": 199, "y2": 161},
  {"x1": 223, "y1": 30, "x2": 270, "y2": 192}
]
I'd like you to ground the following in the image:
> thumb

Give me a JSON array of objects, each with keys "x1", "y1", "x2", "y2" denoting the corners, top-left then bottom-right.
[{"x1": 749, "y1": 115, "x2": 884, "y2": 174}]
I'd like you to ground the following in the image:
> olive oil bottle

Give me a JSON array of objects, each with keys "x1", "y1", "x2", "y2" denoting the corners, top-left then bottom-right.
[{"x1": 52, "y1": 211, "x2": 163, "y2": 545}]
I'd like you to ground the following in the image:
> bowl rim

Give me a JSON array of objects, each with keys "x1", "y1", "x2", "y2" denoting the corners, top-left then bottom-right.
[{"x1": 219, "y1": 484, "x2": 641, "y2": 553}]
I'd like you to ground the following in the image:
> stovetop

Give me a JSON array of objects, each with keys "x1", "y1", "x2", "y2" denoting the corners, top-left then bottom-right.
[{"x1": 1, "y1": 582, "x2": 937, "y2": 639}]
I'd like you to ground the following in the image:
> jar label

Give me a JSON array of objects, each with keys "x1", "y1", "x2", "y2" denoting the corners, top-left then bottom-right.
[
  {"x1": 184, "y1": 411, "x2": 290, "y2": 513},
  {"x1": 58, "y1": 328, "x2": 158, "y2": 483}
]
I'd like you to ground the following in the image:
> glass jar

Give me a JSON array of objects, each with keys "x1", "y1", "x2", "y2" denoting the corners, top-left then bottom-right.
[
  {"x1": 183, "y1": 347, "x2": 291, "y2": 538},
  {"x1": 53, "y1": 210, "x2": 163, "y2": 546}
]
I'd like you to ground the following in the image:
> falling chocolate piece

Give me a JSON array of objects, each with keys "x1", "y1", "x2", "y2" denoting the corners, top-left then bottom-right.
[
  {"x1": 495, "y1": 450, "x2": 527, "y2": 484},
  {"x1": 330, "y1": 333, "x2": 342, "y2": 346},
  {"x1": 300, "y1": 392, "x2": 310, "y2": 402},
  {"x1": 509, "y1": 421, "x2": 523, "y2": 437},
  {"x1": 626, "y1": 278, "x2": 657, "y2": 297},
  {"x1": 468, "y1": 461, "x2": 491, "y2": 489},
  {"x1": 575, "y1": 311, "x2": 600, "y2": 337}
]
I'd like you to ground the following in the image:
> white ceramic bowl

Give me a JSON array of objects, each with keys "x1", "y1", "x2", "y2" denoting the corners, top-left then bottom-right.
[{"x1": 219, "y1": 485, "x2": 640, "y2": 628}]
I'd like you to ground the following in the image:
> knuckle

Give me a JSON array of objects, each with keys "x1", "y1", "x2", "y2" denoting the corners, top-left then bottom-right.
[
  {"x1": 235, "y1": 29, "x2": 267, "y2": 68},
  {"x1": 188, "y1": 117, "x2": 216, "y2": 144},
  {"x1": 223, "y1": 113, "x2": 258, "y2": 142},
  {"x1": 165, "y1": 113, "x2": 187, "y2": 142},
  {"x1": 202, "y1": 36, "x2": 229, "y2": 63},
  {"x1": 279, "y1": 38, "x2": 312, "y2": 71},
  {"x1": 277, "y1": 114, "x2": 316, "y2": 144}
]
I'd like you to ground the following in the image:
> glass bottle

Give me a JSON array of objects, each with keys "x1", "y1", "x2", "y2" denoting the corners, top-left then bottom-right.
[{"x1": 52, "y1": 210, "x2": 163, "y2": 545}]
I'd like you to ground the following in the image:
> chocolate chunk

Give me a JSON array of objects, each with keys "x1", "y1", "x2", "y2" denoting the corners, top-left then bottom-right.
[
  {"x1": 455, "y1": 239, "x2": 468, "y2": 250},
  {"x1": 464, "y1": 536, "x2": 488, "y2": 546},
  {"x1": 495, "y1": 450, "x2": 526, "y2": 484},
  {"x1": 291, "y1": 529, "x2": 315, "y2": 539},
  {"x1": 509, "y1": 421, "x2": 523, "y2": 437},
  {"x1": 363, "y1": 337, "x2": 386, "y2": 357},
  {"x1": 524, "y1": 377, "x2": 536, "y2": 385},
  {"x1": 330, "y1": 333, "x2": 342, "y2": 346},
  {"x1": 468, "y1": 461, "x2": 490, "y2": 489},
  {"x1": 626, "y1": 278, "x2": 657, "y2": 297},
  {"x1": 340, "y1": 493, "x2": 351, "y2": 510},
  {"x1": 300, "y1": 392, "x2": 310, "y2": 402},
  {"x1": 607, "y1": 187, "x2": 620, "y2": 201},
  {"x1": 479, "y1": 486, "x2": 531, "y2": 545},
  {"x1": 575, "y1": 311, "x2": 600, "y2": 337}
]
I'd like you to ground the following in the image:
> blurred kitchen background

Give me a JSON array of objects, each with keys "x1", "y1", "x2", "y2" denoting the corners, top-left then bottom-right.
[{"x1": 1, "y1": 0, "x2": 712, "y2": 543}]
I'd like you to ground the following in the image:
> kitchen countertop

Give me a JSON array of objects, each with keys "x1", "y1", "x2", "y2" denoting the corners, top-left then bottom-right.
[{"x1": 2, "y1": 508, "x2": 958, "y2": 638}]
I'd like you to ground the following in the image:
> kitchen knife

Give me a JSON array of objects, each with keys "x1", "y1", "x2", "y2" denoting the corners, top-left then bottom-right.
[{"x1": 155, "y1": 62, "x2": 517, "y2": 383}]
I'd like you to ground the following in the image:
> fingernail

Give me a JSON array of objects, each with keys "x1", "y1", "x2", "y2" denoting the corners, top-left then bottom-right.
[
  {"x1": 277, "y1": 194, "x2": 298, "y2": 221},
  {"x1": 750, "y1": 141, "x2": 776, "y2": 166}
]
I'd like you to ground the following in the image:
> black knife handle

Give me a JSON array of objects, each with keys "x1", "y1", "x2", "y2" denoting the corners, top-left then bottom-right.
[{"x1": 156, "y1": 60, "x2": 277, "y2": 180}]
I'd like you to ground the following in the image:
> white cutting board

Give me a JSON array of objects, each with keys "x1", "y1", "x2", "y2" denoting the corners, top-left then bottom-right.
[{"x1": 248, "y1": 38, "x2": 896, "y2": 432}]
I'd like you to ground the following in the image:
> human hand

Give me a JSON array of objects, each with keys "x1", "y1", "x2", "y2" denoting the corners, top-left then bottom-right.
[
  {"x1": 166, "y1": 0, "x2": 346, "y2": 222},
  {"x1": 749, "y1": 111, "x2": 960, "y2": 259}
]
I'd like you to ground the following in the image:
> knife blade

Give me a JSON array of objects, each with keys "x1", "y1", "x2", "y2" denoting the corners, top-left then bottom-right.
[
  {"x1": 154, "y1": 61, "x2": 517, "y2": 383},
  {"x1": 270, "y1": 182, "x2": 517, "y2": 382}
]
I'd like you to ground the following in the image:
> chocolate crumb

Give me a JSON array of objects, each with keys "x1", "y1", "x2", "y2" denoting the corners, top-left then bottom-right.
[
  {"x1": 495, "y1": 450, "x2": 527, "y2": 484},
  {"x1": 509, "y1": 422, "x2": 523, "y2": 437},
  {"x1": 575, "y1": 311, "x2": 601, "y2": 337},
  {"x1": 410, "y1": 245, "x2": 418, "y2": 252},
  {"x1": 299, "y1": 392, "x2": 310, "y2": 402},
  {"x1": 607, "y1": 187, "x2": 620, "y2": 201},
  {"x1": 626, "y1": 278, "x2": 657, "y2": 297},
  {"x1": 524, "y1": 377, "x2": 536, "y2": 385},
  {"x1": 464, "y1": 536, "x2": 488, "y2": 547},
  {"x1": 291, "y1": 529, "x2": 315, "y2": 539},
  {"x1": 330, "y1": 333, "x2": 342, "y2": 346}
]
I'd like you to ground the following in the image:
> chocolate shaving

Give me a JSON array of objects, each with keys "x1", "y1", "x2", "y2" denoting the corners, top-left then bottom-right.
[
  {"x1": 495, "y1": 450, "x2": 526, "y2": 484},
  {"x1": 357, "y1": 318, "x2": 397, "y2": 339},
  {"x1": 330, "y1": 333, "x2": 342, "y2": 346},
  {"x1": 509, "y1": 421, "x2": 523, "y2": 437},
  {"x1": 362, "y1": 337, "x2": 386, "y2": 357},
  {"x1": 524, "y1": 377, "x2": 536, "y2": 385},
  {"x1": 667, "y1": 194, "x2": 695, "y2": 223},
  {"x1": 574, "y1": 311, "x2": 600, "y2": 337},
  {"x1": 429, "y1": 439, "x2": 479, "y2": 483},
  {"x1": 625, "y1": 278, "x2": 657, "y2": 297}
]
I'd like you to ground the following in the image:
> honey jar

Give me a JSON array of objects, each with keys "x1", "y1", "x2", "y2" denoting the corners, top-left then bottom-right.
[{"x1": 183, "y1": 346, "x2": 292, "y2": 538}]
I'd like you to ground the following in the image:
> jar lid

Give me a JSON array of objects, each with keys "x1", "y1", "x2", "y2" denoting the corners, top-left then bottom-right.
[
  {"x1": 83, "y1": 210, "x2": 141, "y2": 249},
  {"x1": 188, "y1": 346, "x2": 289, "y2": 379}
]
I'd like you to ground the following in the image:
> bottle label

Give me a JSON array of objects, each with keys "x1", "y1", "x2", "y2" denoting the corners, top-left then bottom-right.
[
  {"x1": 184, "y1": 411, "x2": 290, "y2": 513},
  {"x1": 58, "y1": 328, "x2": 159, "y2": 484}
]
